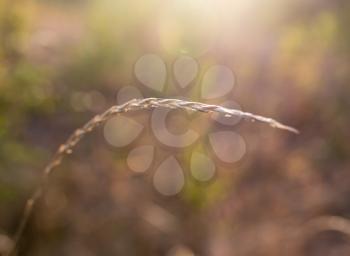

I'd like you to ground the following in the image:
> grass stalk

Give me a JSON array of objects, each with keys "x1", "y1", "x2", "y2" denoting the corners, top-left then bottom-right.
[{"x1": 7, "y1": 97, "x2": 298, "y2": 256}]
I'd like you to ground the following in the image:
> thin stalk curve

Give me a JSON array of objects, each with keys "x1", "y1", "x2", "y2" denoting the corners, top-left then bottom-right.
[{"x1": 7, "y1": 97, "x2": 298, "y2": 256}]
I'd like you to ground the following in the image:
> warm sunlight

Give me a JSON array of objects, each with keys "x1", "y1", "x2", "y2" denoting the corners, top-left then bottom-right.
[{"x1": 1, "y1": 0, "x2": 349, "y2": 255}]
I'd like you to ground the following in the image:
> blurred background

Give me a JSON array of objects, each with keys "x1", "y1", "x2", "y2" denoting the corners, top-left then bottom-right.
[{"x1": 1, "y1": 0, "x2": 350, "y2": 255}]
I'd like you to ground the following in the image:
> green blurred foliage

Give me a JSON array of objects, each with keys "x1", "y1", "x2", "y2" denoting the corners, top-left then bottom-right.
[{"x1": 0, "y1": 1, "x2": 49, "y2": 182}]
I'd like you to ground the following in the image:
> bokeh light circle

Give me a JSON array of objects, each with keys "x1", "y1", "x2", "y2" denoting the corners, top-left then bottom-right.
[
  {"x1": 173, "y1": 55, "x2": 198, "y2": 88},
  {"x1": 104, "y1": 116, "x2": 143, "y2": 147},
  {"x1": 127, "y1": 145, "x2": 154, "y2": 173},
  {"x1": 134, "y1": 54, "x2": 166, "y2": 92},
  {"x1": 153, "y1": 156, "x2": 185, "y2": 196},
  {"x1": 209, "y1": 131, "x2": 246, "y2": 163},
  {"x1": 201, "y1": 65, "x2": 235, "y2": 99},
  {"x1": 190, "y1": 152, "x2": 216, "y2": 182}
]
